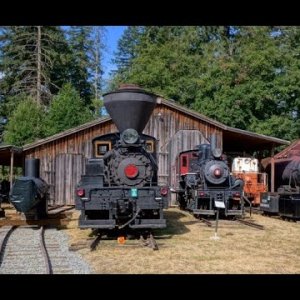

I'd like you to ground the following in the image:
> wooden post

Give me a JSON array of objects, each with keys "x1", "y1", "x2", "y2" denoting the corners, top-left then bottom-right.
[
  {"x1": 10, "y1": 150, "x2": 14, "y2": 189},
  {"x1": 271, "y1": 145, "x2": 275, "y2": 193}
]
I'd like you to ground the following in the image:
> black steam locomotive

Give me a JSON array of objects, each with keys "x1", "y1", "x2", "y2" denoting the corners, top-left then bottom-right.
[
  {"x1": 260, "y1": 159, "x2": 300, "y2": 220},
  {"x1": 75, "y1": 85, "x2": 168, "y2": 231},
  {"x1": 175, "y1": 136, "x2": 244, "y2": 217}
]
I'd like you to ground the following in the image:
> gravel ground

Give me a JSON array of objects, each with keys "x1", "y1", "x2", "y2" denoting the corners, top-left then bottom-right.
[
  {"x1": 0, "y1": 226, "x2": 91, "y2": 274},
  {"x1": 45, "y1": 227, "x2": 91, "y2": 274}
]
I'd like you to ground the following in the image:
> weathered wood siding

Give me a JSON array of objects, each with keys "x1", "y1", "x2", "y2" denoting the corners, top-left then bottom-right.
[
  {"x1": 143, "y1": 104, "x2": 222, "y2": 186},
  {"x1": 24, "y1": 103, "x2": 222, "y2": 205},
  {"x1": 24, "y1": 121, "x2": 117, "y2": 204}
]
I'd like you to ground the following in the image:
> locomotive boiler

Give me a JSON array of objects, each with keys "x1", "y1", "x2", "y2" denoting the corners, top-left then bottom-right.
[
  {"x1": 75, "y1": 85, "x2": 168, "y2": 230},
  {"x1": 175, "y1": 136, "x2": 244, "y2": 217}
]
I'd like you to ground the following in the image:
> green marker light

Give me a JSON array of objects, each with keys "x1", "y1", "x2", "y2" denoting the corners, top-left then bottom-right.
[{"x1": 131, "y1": 188, "x2": 138, "y2": 198}]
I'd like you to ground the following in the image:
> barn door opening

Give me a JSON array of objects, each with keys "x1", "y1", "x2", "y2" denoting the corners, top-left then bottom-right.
[
  {"x1": 167, "y1": 130, "x2": 209, "y2": 205},
  {"x1": 55, "y1": 154, "x2": 84, "y2": 205}
]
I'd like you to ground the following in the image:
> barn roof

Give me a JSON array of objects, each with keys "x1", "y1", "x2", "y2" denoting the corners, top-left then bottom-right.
[
  {"x1": 21, "y1": 97, "x2": 289, "y2": 152},
  {"x1": 158, "y1": 98, "x2": 289, "y2": 151},
  {"x1": 22, "y1": 116, "x2": 111, "y2": 150},
  {"x1": 0, "y1": 145, "x2": 23, "y2": 167},
  {"x1": 273, "y1": 139, "x2": 300, "y2": 159}
]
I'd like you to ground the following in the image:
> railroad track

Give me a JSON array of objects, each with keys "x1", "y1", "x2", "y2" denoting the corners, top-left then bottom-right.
[
  {"x1": 70, "y1": 230, "x2": 160, "y2": 251},
  {"x1": 198, "y1": 216, "x2": 264, "y2": 230},
  {"x1": 235, "y1": 218, "x2": 265, "y2": 230},
  {"x1": 0, "y1": 226, "x2": 90, "y2": 274},
  {"x1": 245, "y1": 206, "x2": 263, "y2": 216},
  {"x1": 199, "y1": 218, "x2": 213, "y2": 227}
]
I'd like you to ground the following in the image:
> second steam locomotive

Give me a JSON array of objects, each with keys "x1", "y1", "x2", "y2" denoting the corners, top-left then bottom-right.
[
  {"x1": 75, "y1": 85, "x2": 168, "y2": 230},
  {"x1": 175, "y1": 136, "x2": 244, "y2": 217}
]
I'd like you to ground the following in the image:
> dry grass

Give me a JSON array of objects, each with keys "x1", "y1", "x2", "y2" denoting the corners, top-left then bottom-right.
[{"x1": 62, "y1": 208, "x2": 300, "y2": 274}]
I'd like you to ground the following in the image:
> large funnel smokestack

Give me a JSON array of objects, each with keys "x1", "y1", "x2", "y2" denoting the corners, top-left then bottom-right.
[{"x1": 103, "y1": 84, "x2": 157, "y2": 134}]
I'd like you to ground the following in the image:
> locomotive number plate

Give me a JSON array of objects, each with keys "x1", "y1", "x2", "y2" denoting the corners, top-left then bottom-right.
[{"x1": 214, "y1": 200, "x2": 225, "y2": 208}]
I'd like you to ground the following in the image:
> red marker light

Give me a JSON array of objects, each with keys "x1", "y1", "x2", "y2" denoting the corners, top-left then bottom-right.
[
  {"x1": 160, "y1": 187, "x2": 168, "y2": 196},
  {"x1": 77, "y1": 188, "x2": 85, "y2": 197}
]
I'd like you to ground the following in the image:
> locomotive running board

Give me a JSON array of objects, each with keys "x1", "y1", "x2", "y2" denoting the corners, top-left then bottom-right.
[
  {"x1": 226, "y1": 210, "x2": 243, "y2": 215},
  {"x1": 193, "y1": 209, "x2": 215, "y2": 215},
  {"x1": 79, "y1": 219, "x2": 116, "y2": 229},
  {"x1": 130, "y1": 224, "x2": 166, "y2": 229},
  {"x1": 130, "y1": 219, "x2": 166, "y2": 229}
]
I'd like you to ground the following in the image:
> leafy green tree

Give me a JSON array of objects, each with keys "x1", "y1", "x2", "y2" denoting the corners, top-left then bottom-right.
[
  {"x1": 91, "y1": 97, "x2": 104, "y2": 117},
  {"x1": 3, "y1": 96, "x2": 46, "y2": 146},
  {"x1": 194, "y1": 26, "x2": 300, "y2": 140},
  {"x1": 111, "y1": 26, "x2": 300, "y2": 141},
  {"x1": 45, "y1": 83, "x2": 93, "y2": 136}
]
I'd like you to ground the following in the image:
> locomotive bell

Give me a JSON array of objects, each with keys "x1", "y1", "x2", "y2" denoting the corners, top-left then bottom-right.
[{"x1": 103, "y1": 84, "x2": 157, "y2": 134}]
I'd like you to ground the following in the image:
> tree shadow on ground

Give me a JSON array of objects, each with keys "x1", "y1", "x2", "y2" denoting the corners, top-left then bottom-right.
[{"x1": 153, "y1": 208, "x2": 194, "y2": 239}]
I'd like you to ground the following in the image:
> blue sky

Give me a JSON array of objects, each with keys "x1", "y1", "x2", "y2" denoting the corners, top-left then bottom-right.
[
  {"x1": 103, "y1": 26, "x2": 126, "y2": 81},
  {"x1": 0, "y1": 26, "x2": 126, "y2": 87}
]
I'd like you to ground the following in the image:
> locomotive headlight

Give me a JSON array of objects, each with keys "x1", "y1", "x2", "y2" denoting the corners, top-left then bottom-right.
[{"x1": 121, "y1": 128, "x2": 139, "y2": 144}]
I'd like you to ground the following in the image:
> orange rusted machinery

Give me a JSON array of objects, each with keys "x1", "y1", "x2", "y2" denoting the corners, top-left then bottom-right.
[{"x1": 232, "y1": 157, "x2": 268, "y2": 205}]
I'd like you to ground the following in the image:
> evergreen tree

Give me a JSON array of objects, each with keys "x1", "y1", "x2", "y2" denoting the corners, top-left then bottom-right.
[
  {"x1": 116, "y1": 26, "x2": 205, "y2": 106},
  {"x1": 88, "y1": 26, "x2": 106, "y2": 101},
  {"x1": 3, "y1": 96, "x2": 46, "y2": 146},
  {"x1": 194, "y1": 26, "x2": 300, "y2": 140},
  {"x1": 111, "y1": 26, "x2": 144, "y2": 87},
  {"x1": 0, "y1": 26, "x2": 69, "y2": 106},
  {"x1": 87, "y1": 26, "x2": 106, "y2": 117},
  {"x1": 67, "y1": 26, "x2": 93, "y2": 106},
  {"x1": 111, "y1": 26, "x2": 300, "y2": 140},
  {"x1": 0, "y1": 26, "x2": 72, "y2": 142},
  {"x1": 45, "y1": 83, "x2": 93, "y2": 136}
]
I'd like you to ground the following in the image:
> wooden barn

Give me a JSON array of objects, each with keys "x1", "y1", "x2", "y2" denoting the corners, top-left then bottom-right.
[{"x1": 1, "y1": 95, "x2": 290, "y2": 205}]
